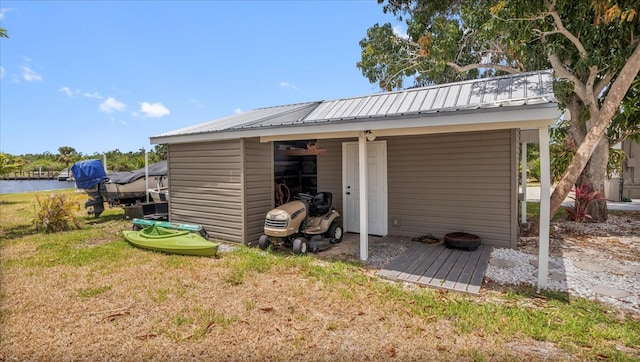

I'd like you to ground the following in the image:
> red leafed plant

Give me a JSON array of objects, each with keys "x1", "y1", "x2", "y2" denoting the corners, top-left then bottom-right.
[{"x1": 564, "y1": 184, "x2": 604, "y2": 222}]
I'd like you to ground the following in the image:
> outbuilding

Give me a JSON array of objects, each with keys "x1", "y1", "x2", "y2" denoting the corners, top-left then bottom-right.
[{"x1": 151, "y1": 70, "x2": 561, "y2": 287}]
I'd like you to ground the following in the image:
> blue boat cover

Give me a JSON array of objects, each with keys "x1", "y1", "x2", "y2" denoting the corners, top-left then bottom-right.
[{"x1": 71, "y1": 159, "x2": 107, "y2": 189}]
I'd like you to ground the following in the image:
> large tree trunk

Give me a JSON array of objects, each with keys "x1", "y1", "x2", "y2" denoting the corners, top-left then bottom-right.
[
  {"x1": 550, "y1": 45, "x2": 640, "y2": 217},
  {"x1": 576, "y1": 137, "x2": 609, "y2": 222}
]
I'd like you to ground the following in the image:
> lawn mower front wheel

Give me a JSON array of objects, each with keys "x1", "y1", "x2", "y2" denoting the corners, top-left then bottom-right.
[
  {"x1": 258, "y1": 235, "x2": 271, "y2": 250},
  {"x1": 292, "y1": 237, "x2": 308, "y2": 255}
]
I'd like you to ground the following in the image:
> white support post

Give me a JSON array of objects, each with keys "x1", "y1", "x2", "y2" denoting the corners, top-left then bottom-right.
[
  {"x1": 521, "y1": 142, "x2": 528, "y2": 224},
  {"x1": 145, "y1": 150, "x2": 149, "y2": 204},
  {"x1": 537, "y1": 127, "x2": 551, "y2": 289},
  {"x1": 359, "y1": 132, "x2": 369, "y2": 261}
]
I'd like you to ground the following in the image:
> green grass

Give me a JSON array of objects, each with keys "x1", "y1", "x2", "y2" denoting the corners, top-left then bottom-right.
[
  {"x1": 1, "y1": 190, "x2": 639, "y2": 360},
  {"x1": 524, "y1": 201, "x2": 567, "y2": 222}
]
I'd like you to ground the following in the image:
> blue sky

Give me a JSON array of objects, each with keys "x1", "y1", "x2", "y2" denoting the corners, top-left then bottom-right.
[{"x1": 0, "y1": 1, "x2": 400, "y2": 156}]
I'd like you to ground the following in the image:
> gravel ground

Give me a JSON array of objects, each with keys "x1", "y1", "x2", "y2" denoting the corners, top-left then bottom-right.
[
  {"x1": 486, "y1": 214, "x2": 640, "y2": 313},
  {"x1": 485, "y1": 248, "x2": 640, "y2": 313}
]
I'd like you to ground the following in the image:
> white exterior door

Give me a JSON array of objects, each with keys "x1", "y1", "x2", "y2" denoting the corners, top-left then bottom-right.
[{"x1": 342, "y1": 141, "x2": 387, "y2": 236}]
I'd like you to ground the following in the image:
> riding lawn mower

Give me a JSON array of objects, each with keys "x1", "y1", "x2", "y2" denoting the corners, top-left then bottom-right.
[{"x1": 257, "y1": 192, "x2": 343, "y2": 254}]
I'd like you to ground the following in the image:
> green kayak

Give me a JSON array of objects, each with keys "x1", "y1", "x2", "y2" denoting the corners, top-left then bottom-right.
[{"x1": 123, "y1": 225, "x2": 219, "y2": 257}]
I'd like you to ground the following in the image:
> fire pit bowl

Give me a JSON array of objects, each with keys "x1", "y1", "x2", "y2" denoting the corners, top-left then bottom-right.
[{"x1": 444, "y1": 232, "x2": 481, "y2": 251}]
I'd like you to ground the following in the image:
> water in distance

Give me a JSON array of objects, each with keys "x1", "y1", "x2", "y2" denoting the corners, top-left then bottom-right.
[{"x1": 0, "y1": 180, "x2": 76, "y2": 195}]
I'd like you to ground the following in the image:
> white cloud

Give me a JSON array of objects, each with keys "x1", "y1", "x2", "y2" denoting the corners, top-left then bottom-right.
[
  {"x1": 234, "y1": 108, "x2": 244, "y2": 114},
  {"x1": 138, "y1": 102, "x2": 170, "y2": 118},
  {"x1": 99, "y1": 97, "x2": 127, "y2": 113},
  {"x1": 279, "y1": 81, "x2": 298, "y2": 90},
  {"x1": 59, "y1": 86, "x2": 79, "y2": 97},
  {"x1": 83, "y1": 91, "x2": 103, "y2": 100},
  {"x1": 22, "y1": 66, "x2": 42, "y2": 82},
  {"x1": 0, "y1": 8, "x2": 10, "y2": 21},
  {"x1": 0, "y1": 66, "x2": 4, "y2": 79}
]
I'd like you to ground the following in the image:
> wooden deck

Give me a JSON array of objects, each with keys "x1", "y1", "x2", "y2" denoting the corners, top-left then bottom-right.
[{"x1": 377, "y1": 243, "x2": 493, "y2": 295}]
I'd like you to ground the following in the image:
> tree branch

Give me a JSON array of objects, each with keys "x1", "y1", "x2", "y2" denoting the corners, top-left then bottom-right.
[
  {"x1": 550, "y1": 41, "x2": 640, "y2": 216},
  {"x1": 543, "y1": 0, "x2": 588, "y2": 58},
  {"x1": 548, "y1": 53, "x2": 587, "y2": 97}
]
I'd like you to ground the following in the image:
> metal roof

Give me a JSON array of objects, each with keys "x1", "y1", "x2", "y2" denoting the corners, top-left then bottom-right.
[
  {"x1": 302, "y1": 70, "x2": 555, "y2": 124},
  {"x1": 152, "y1": 70, "x2": 556, "y2": 140},
  {"x1": 154, "y1": 102, "x2": 320, "y2": 138}
]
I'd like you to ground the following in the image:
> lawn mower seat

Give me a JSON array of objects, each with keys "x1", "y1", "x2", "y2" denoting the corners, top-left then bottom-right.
[{"x1": 309, "y1": 192, "x2": 332, "y2": 216}]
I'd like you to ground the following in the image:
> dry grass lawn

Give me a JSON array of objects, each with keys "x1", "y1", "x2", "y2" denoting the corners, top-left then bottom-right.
[{"x1": 1, "y1": 190, "x2": 638, "y2": 361}]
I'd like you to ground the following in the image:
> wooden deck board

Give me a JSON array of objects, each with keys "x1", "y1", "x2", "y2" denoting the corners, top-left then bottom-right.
[
  {"x1": 439, "y1": 250, "x2": 473, "y2": 290},
  {"x1": 416, "y1": 248, "x2": 456, "y2": 286},
  {"x1": 466, "y1": 246, "x2": 493, "y2": 294},
  {"x1": 380, "y1": 244, "x2": 423, "y2": 279},
  {"x1": 377, "y1": 239, "x2": 492, "y2": 295},
  {"x1": 404, "y1": 246, "x2": 447, "y2": 283},
  {"x1": 429, "y1": 249, "x2": 464, "y2": 287}
]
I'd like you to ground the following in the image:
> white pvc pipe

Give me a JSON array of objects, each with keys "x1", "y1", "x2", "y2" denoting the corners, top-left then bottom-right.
[
  {"x1": 145, "y1": 150, "x2": 149, "y2": 204},
  {"x1": 521, "y1": 142, "x2": 528, "y2": 224}
]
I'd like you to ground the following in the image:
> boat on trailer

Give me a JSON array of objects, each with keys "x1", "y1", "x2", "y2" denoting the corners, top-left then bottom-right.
[
  {"x1": 71, "y1": 159, "x2": 168, "y2": 217},
  {"x1": 103, "y1": 160, "x2": 168, "y2": 206}
]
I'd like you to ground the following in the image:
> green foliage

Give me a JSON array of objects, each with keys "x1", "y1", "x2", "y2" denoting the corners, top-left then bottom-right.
[
  {"x1": 550, "y1": 120, "x2": 629, "y2": 181},
  {"x1": 0, "y1": 147, "x2": 163, "y2": 174},
  {"x1": 154, "y1": 144, "x2": 168, "y2": 160},
  {"x1": 33, "y1": 193, "x2": 82, "y2": 233},
  {"x1": 527, "y1": 158, "x2": 541, "y2": 182},
  {"x1": 361, "y1": 1, "x2": 640, "y2": 216},
  {"x1": 56, "y1": 146, "x2": 80, "y2": 170},
  {"x1": 0, "y1": 28, "x2": 8, "y2": 38},
  {"x1": 608, "y1": 147, "x2": 626, "y2": 177},
  {"x1": 607, "y1": 74, "x2": 640, "y2": 145},
  {"x1": 0, "y1": 153, "x2": 19, "y2": 177}
]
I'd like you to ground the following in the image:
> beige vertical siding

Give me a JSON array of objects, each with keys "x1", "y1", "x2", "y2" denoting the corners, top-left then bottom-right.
[
  {"x1": 168, "y1": 130, "x2": 517, "y2": 247},
  {"x1": 243, "y1": 138, "x2": 274, "y2": 244},
  {"x1": 387, "y1": 130, "x2": 517, "y2": 248},
  {"x1": 168, "y1": 140, "x2": 244, "y2": 242},
  {"x1": 316, "y1": 138, "x2": 348, "y2": 215}
]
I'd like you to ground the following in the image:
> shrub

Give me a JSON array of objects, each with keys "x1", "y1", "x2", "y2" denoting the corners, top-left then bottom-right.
[
  {"x1": 527, "y1": 158, "x2": 541, "y2": 182},
  {"x1": 564, "y1": 185, "x2": 604, "y2": 222},
  {"x1": 33, "y1": 193, "x2": 82, "y2": 233}
]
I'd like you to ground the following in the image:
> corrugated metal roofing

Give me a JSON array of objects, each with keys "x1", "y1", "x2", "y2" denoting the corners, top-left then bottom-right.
[
  {"x1": 154, "y1": 102, "x2": 320, "y2": 138},
  {"x1": 302, "y1": 70, "x2": 555, "y2": 124},
  {"x1": 153, "y1": 70, "x2": 556, "y2": 139}
]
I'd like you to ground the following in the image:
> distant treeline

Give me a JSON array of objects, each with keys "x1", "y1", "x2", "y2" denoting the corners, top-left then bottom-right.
[{"x1": 0, "y1": 145, "x2": 167, "y2": 177}]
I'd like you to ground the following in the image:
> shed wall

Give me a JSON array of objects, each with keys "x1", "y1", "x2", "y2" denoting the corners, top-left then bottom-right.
[
  {"x1": 243, "y1": 138, "x2": 274, "y2": 244},
  {"x1": 168, "y1": 140, "x2": 244, "y2": 242},
  {"x1": 315, "y1": 130, "x2": 517, "y2": 248},
  {"x1": 316, "y1": 138, "x2": 348, "y2": 215},
  {"x1": 386, "y1": 130, "x2": 516, "y2": 248}
]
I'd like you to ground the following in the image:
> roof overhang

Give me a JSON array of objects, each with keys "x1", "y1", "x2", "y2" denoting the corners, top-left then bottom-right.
[{"x1": 150, "y1": 103, "x2": 560, "y2": 145}]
